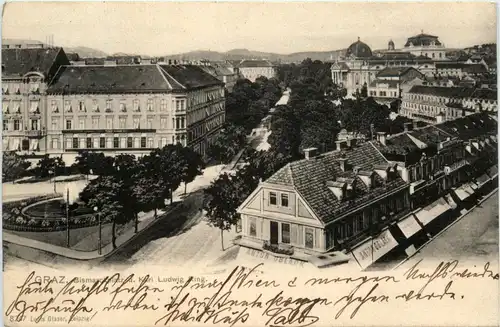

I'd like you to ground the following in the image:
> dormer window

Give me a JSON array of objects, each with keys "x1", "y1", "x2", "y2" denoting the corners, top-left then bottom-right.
[{"x1": 326, "y1": 180, "x2": 346, "y2": 201}]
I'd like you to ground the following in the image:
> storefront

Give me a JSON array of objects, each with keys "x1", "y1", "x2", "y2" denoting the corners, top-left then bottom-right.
[{"x1": 350, "y1": 228, "x2": 399, "y2": 270}]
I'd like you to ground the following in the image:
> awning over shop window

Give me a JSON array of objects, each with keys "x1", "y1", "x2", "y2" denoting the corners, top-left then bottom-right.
[
  {"x1": 3, "y1": 138, "x2": 9, "y2": 151},
  {"x1": 414, "y1": 197, "x2": 452, "y2": 226},
  {"x1": 475, "y1": 173, "x2": 490, "y2": 188},
  {"x1": 487, "y1": 165, "x2": 498, "y2": 180},
  {"x1": 444, "y1": 193, "x2": 458, "y2": 209},
  {"x1": 397, "y1": 214, "x2": 423, "y2": 239},
  {"x1": 350, "y1": 229, "x2": 398, "y2": 270},
  {"x1": 453, "y1": 184, "x2": 476, "y2": 201}
]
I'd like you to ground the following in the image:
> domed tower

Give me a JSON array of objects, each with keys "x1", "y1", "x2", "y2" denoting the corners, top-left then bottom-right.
[
  {"x1": 388, "y1": 39, "x2": 395, "y2": 51},
  {"x1": 345, "y1": 37, "x2": 373, "y2": 59}
]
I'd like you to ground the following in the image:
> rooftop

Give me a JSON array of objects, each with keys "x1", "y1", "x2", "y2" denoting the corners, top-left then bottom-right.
[
  {"x1": 1, "y1": 47, "x2": 68, "y2": 78},
  {"x1": 405, "y1": 33, "x2": 442, "y2": 47},
  {"x1": 407, "y1": 85, "x2": 475, "y2": 98},
  {"x1": 265, "y1": 142, "x2": 406, "y2": 224},
  {"x1": 238, "y1": 59, "x2": 274, "y2": 68},
  {"x1": 46, "y1": 64, "x2": 222, "y2": 94}
]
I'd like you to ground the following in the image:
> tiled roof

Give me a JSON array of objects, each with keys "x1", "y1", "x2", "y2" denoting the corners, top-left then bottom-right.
[
  {"x1": 376, "y1": 67, "x2": 412, "y2": 77},
  {"x1": 405, "y1": 33, "x2": 441, "y2": 47},
  {"x1": 369, "y1": 79, "x2": 399, "y2": 88},
  {"x1": 1, "y1": 47, "x2": 67, "y2": 78},
  {"x1": 470, "y1": 88, "x2": 497, "y2": 100},
  {"x1": 47, "y1": 64, "x2": 222, "y2": 94},
  {"x1": 437, "y1": 113, "x2": 498, "y2": 141},
  {"x1": 376, "y1": 133, "x2": 421, "y2": 156},
  {"x1": 265, "y1": 142, "x2": 406, "y2": 224},
  {"x1": 407, "y1": 85, "x2": 474, "y2": 98},
  {"x1": 409, "y1": 125, "x2": 454, "y2": 145},
  {"x1": 238, "y1": 59, "x2": 274, "y2": 68},
  {"x1": 158, "y1": 65, "x2": 223, "y2": 89},
  {"x1": 463, "y1": 64, "x2": 488, "y2": 74},
  {"x1": 436, "y1": 62, "x2": 469, "y2": 69}
]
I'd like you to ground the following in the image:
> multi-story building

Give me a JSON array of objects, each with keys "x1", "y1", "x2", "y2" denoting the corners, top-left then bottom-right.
[
  {"x1": 237, "y1": 142, "x2": 410, "y2": 265},
  {"x1": 201, "y1": 62, "x2": 239, "y2": 92},
  {"x1": 331, "y1": 38, "x2": 436, "y2": 97},
  {"x1": 237, "y1": 59, "x2": 276, "y2": 82},
  {"x1": 400, "y1": 85, "x2": 497, "y2": 124},
  {"x1": 368, "y1": 67, "x2": 424, "y2": 103},
  {"x1": 399, "y1": 32, "x2": 447, "y2": 60},
  {"x1": 2, "y1": 47, "x2": 70, "y2": 159},
  {"x1": 45, "y1": 64, "x2": 225, "y2": 164},
  {"x1": 237, "y1": 113, "x2": 497, "y2": 269},
  {"x1": 435, "y1": 62, "x2": 488, "y2": 78},
  {"x1": 2, "y1": 39, "x2": 45, "y2": 49}
]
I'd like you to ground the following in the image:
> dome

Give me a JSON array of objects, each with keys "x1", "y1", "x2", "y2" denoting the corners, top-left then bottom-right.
[{"x1": 346, "y1": 37, "x2": 373, "y2": 58}]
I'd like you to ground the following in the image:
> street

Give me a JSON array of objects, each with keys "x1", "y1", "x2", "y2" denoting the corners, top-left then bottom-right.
[{"x1": 397, "y1": 191, "x2": 499, "y2": 270}]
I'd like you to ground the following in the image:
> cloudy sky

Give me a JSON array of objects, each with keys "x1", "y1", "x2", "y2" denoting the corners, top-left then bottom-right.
[{"x1": 2, "y1": 2, "x2": 496, "y2": 56}]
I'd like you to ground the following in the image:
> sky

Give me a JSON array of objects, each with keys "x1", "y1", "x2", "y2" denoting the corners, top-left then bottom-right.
[{"x1": 2, "y1": 2, "x2": 497, "y2": 56}]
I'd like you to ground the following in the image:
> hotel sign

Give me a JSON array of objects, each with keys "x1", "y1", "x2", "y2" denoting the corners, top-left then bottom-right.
[{"x1": 351, "y1": 229, "x2": 398, "y2": 270}]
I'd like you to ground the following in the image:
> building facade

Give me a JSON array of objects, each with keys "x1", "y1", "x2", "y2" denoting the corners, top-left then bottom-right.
[
  {"x1": 368, "y1": 67, "x2": 424, "y2": 102},
  {"x1": 331, "y1": 37, "x2": 437, "y2": 97},
  {"x1": 237, "y1": 59, "x2": 276, "y2": 82},
  {"x1": 237, "y1": 113, "x2": 497, "y2": 269},
  {"x1": 2, "y1": 47, "x2": 71, "y2": 160},
  {"x1": 400, "y1": 32, "x2": 447, "y2": 60},
  {"x1": 400, "y1": 85, "x2": 497, "y2": 124},
  {"x1": 43, "y1": 64, "x2": 224, "y2": 164}
]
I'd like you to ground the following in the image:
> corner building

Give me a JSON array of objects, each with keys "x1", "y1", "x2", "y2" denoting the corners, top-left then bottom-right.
[{"x1": 45, "y1": 64, "x2": 224, "y2": 163}]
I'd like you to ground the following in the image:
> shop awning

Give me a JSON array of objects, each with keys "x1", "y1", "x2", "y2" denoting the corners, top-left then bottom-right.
[
  {"x1": 397, "y1": 214, "x2": 423, "y2": 239},
  {"x1": 487, "y1": 165, "x2": 498, "y2": 179},
  {"x1": 475, "y1": 173, "x2": 491, "y2": 188},
  {"x1": 445, "y1": 193, "x2": 458, "y2": 209},
  {"x1": 350, "y1": 229, "x2": 398, "y2": 270},
  {"x1": 453, "y1": 184, "x2": 475, "y2": 201},
  {"x1": 414, "y1": 197, "x2": 452, "y2": 226}
]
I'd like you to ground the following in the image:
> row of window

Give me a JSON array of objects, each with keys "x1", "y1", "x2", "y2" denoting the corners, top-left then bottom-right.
[
  {"x1": 2, "y1": 101, "x2": 39, "y2": 114},
  {"x1": 58, "y1": 134, "x2": 187, "y2": 150},
  {"x1": 248, "y1": 219, "x2": 315, "y2": 249},
  {"x1": 269, "y1": 191, "x2": 289, "y2": 207},
  {"x1": 58, "y1": 116, "x2": 186, "y2": 130},
  {"x1": 189, "y1": 89, "x2": 224, "y2": 107},
  {"x1": 187, "y1": 103, "x2": 224, "y2": 125},
  {"x1": 50, "y1": 98, "x2": 186, "y2": 114},
  {"x1": 369, "y1": 90, "x2": 398, "y2": 97},
  {"x1": 2, "y1": 83, "x2": 40, "y2": 94}
]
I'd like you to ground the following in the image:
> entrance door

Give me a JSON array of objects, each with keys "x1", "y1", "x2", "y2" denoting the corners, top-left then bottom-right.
[{"x1": 270, "y1": 221, "x2": 279, "y2": 245}]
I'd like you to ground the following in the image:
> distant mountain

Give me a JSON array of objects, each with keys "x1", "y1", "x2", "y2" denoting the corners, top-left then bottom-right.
[
  {"x1": 64, "y1": 46, "x2": 108, "y2": 58},
  {"x1": 163, "y1": 48, "x2": 346, "y2": 63}
]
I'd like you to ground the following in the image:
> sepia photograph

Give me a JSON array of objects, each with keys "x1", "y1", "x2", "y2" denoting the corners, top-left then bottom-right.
[{"x1": 1, "y1": 2, "x2": 498, "y2": 326}]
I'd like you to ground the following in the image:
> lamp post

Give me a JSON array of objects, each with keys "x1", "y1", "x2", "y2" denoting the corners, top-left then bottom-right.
[
  {"x1": 49, "y1": 169, "x2": 56, "y2": 193},
  {"x1": 66, "y1": 187, "x2": 70, "y2": 247},
  {"x1": 93, "y1": 206, "x2": 102, "y2": 255}
]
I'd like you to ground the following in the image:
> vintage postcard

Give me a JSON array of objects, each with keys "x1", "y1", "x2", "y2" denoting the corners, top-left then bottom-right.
[{"x1": 1, "y1": 2, "x2": 498, "y2": 326}]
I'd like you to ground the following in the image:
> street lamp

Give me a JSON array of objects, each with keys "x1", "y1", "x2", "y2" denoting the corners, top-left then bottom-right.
[
  {"x1": 49, "y1": 169, "x2": 56, "y2": 193},
  {"x1": 93, "y1": 206, "x2": 102, "y2": 255}
]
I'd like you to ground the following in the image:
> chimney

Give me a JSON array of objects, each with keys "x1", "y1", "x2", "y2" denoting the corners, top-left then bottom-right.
[
  {"x1": 335, "y1": 140, "x2": 345, "y2": 151},
  {"x1": 377, "y1": 132, "x2": 387, "y2": 146},
  {"x1": 168, "y1": 59, "x2": 172, "y2": 65},
  {"x1": 403, "y1": 122, "x2": 412, "y2": 132},
  {"x1": 346, "y1": 138, "x2": 357, "y2": 148},
  {"x1": 303, "y1": 147, "x2": 318, "y2": 160},
  {"x1": 338, "y1": 158, "x2": 349, "y2": 172}
]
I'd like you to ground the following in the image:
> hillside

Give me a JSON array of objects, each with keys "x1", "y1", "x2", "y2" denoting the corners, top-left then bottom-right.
[{"x1": 163, "y1": 48, "x2": 346, "y2": 63}]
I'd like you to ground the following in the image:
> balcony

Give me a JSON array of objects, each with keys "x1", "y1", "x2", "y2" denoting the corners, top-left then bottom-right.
[
  {"x1": 25, "y1": 129, "x2": 46, "y2": 138},
  {"x1": 444, "y1": 159, "x2": 469, "y2": 175}
]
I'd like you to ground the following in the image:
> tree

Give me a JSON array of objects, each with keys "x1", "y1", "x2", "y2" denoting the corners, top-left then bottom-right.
[
  {"x1": 72, "y1": 151, "x2": 114, "y2": 177},
  {"x1": 203, "y1": 173, "x2": 242, "y2": 251},
  {"x1": 113, "y1": 154, "x2": 140, "y2": 232},
  {"x1": 79, "y1": 175, "x2": 135, "y2": 248},
  {"x1": 268, "y1": 105, "x2": 302, "y2": 160},
  {"x1": 2, "y1": 152, "x2": 31, "y2": 182},
  {"x1": 178, "y1": 146, "x2": 205, "y2": 194},
  {"x1": 34, "y1": 155, "x2": 66, "y2": 178},
  {"x1": 207, "y1": 124, "x2": 247, "y2": 164}
]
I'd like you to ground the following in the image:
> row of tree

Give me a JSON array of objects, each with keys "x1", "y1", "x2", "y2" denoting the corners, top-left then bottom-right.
[
  {"x1": 203, "y1": 149, "x2": 289, "y2": 249},
  {"x1": 78, "y1": 144, "x2": 205, "y2": 248}
]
